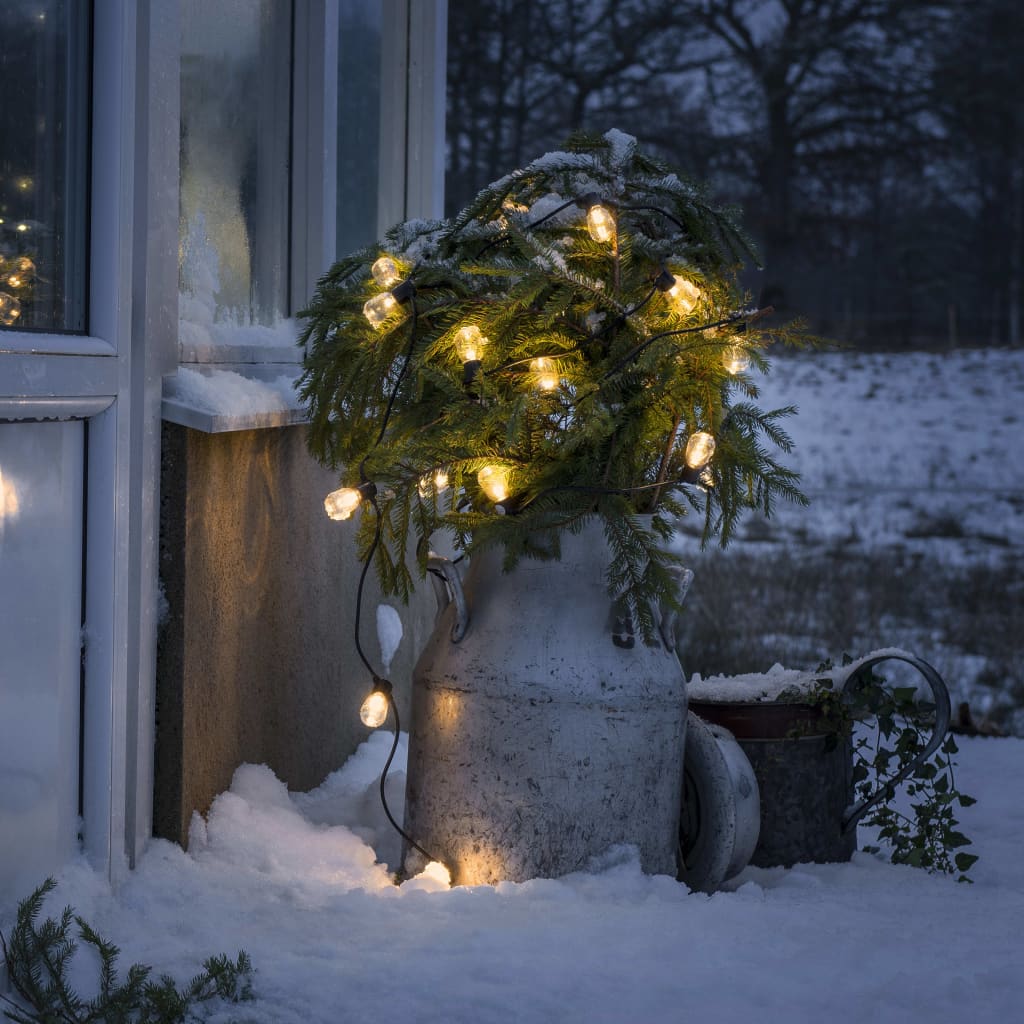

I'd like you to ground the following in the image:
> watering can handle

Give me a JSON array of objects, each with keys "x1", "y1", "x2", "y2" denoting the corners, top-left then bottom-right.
[
  {"x1": 659, "y1": 567, "x2": 694, "y2": 652},
  {"x1": 840, "y1": 652, "x2": 952, "y2": 834},
  {"x1": 427, "y1": 555, "x2": 469, "y2": 643}
]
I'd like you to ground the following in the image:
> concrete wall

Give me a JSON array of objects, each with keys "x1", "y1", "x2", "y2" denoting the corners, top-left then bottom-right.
[{"x1": 155, "y1": 422, "x2": 436, "y2": 845}]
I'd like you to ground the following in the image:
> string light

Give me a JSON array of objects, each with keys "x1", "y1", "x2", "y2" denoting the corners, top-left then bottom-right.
[
  {"x1": 586, "y1": 203, "x2": 616, "y2": 243},
  {"x1": 371, "y1": 255, "x2": 402, "y2": 289},
  {"x1": 477, "y1": 465, "x2": 510, "y2": 503},
  {"x1": 666, "y1": 275, "x2": 701, "y2": 315},
  {"x1": 324, "y1": 481, "x2": 376, "y2": 521},
  {"x1": 418, "y1": 468, "x2": 449, "y2": 498},
  {"x1": 529, "y1": 357, "x2": 560, "y2": 391},
  {"x1": 363, "y1": 277, "x2": 415, "y2": 329},
  {"x1": 685, "y1": 431, "x2": 716, "y2": 470},
  {"x1": 0, "y1": 293, "x2": 21, "y2": 326},
  {"x1": 457, "y1": 324, "x2": 487, "y2": 385},
  {"x1": 360, "y1": 680, "x2": 393, "y2": 728},
  {"x1": 723, "y1": 344, "x2": 750, "y2": 374}
]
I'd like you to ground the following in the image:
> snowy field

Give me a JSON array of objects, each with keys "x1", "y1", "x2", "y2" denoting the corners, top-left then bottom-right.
[{"x1": 3, "y1": 348, "x2": 1024, "y2": 1023}]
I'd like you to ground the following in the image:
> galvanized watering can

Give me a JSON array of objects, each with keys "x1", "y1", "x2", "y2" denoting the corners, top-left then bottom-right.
[{"x1": 403, "y1": 522, "x2": 691, "y2": 886}]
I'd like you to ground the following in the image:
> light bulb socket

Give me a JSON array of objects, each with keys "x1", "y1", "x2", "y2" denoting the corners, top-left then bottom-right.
[
  {"x1": 654, "y1": 268, "x2": 676, "y2": 293},
  {"x1": 462, "y1": 358, "x2": 482, "y2": 386},
  {"x1": 576, "y1": 191, "x2": 606, "y2": 211},
  {"x1": 357, "y1": 481, "x2": 378, "y2": 501},
  {"x1": 371, "y1": 677, "x2": 393, "y2": 699},
  {"x1": 391, "y1": 279, "x2": 416, "y2": 304}
]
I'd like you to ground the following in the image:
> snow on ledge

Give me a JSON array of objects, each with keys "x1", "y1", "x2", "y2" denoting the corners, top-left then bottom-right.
[
  {"x1": 688, "y1": 647, "x2": 923, "y2": 703},
  {"x1": 162, "y1": 366, "x2": 306, "y2": 434}
]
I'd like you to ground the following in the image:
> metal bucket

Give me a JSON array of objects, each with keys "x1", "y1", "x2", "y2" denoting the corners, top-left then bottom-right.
[{"x1": 404, "y1": 522, "x2": 689, "y2": 885}]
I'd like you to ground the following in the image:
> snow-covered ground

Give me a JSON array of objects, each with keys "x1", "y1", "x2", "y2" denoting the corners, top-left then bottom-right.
[
  {"x1": 3, "y1": 348, "x2": 1023, "y2": 1023},
  {"x1": 5, "y1": 731, "x2": 1022, "y2": 1024}
]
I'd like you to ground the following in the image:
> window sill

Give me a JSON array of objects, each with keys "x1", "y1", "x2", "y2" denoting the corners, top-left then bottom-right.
[{"x1": 161, "y1": 340, "x2": 307, "y2": 434}]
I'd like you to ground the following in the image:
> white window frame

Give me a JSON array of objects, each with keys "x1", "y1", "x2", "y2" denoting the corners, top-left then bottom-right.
[
  {"x1": 1, "y1": 0, "x2": 448, "y2": 884},
  {"x1": 0, "y1": 0, "x2": 176, "y2": 883}
]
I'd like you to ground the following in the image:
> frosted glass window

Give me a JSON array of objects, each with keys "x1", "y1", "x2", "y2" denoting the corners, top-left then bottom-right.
[
  {"x1": 0, "y1": 420, "x2": 84, "y2": 903},
  {"x1": 179, "y1": 0, "x2": 292, "y2": 337},
  {"x1": 337, "y1": 0, "x2": 382, "y2": 252},
  {"x1": 0, "y1": 1, "x2": 90, "y2": 333}
]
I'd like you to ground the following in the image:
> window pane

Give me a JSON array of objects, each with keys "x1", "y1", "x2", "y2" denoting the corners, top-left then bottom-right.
[
  {"x1": 0, "y1": 1, "x2": 90, "y2": 333},
  {"x1": 179, "y1": 0, "x2": 292, "y2": 337},
  {"x1": 337, "y1": 0, "x2": 381, "y2": 252},
  {"x1": 0, "y1": 420, "x2": 84, "y2": 902}
]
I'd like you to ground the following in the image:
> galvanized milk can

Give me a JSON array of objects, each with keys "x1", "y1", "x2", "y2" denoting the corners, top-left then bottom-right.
[{"x1": 404, "y1": 522, "x2": 689, "y2": 885}]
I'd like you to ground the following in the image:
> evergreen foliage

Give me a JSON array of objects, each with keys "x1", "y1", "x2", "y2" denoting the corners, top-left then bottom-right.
[
  {"x1": 0, "y1": 879, "x2": 253, "y2": 1023},
  {"x1": 299, "y1": 131, "x2": 809, "y2": 631}
]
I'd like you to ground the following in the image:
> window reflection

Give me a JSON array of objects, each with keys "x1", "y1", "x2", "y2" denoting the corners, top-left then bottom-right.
[
  {"x1": 179, "y1": 0, "x2": 292, "y2": 343},
  {"x1": 337, "y1": 0, "x2": 382, "y2": 252},
  {"x1": 0, "y1": 1, "x2": 90, "y2": 333}
]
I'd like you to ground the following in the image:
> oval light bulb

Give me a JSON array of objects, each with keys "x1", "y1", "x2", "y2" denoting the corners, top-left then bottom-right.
[
  {"x1": 324, "y1": 486, "x2": 363, "y2": 521},
  {"x1": 530, "y1": 357, "x2": 559, "y2": 391},
  {"x1": 723, "y1": 345, "x2": 750, "y2": 374},
  {"x1": 363, "y1": 292, "x2": 398, "y2": 329},
  {"x1": 418, "y1": 469, "x2": 450, "y2": 499},
  {"x1": 14, "y1": 256, "x2": 35, "y2": 275},
  {"x1": 371, "y1": 255, "x2": 401, "y2": 289},
  {"x1": 456, "y1": 325, "x2": 486, "y2": 363},
  {"x1": 667, "y1": 276, "x2": 701, "y2": 315},
  {"x1": 0, "y1": 293, "x2": 21, "y2": 326},
  {"x1": 685, "y1": 431, "x2": 716, "y2": 470},
  {"x1": 360, "y1": 690, "x2": 390, "y2": 728},
  {"x1": 586, "y1": 204, "x2": 616, "y2": 243},
  {"x1": 477, "y1": 465, "x2": 510, "y2": 503}
]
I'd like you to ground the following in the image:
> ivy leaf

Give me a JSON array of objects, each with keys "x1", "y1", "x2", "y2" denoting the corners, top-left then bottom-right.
[{"x1": 955, "y1": 852, "x2": 979, "y2": 872}]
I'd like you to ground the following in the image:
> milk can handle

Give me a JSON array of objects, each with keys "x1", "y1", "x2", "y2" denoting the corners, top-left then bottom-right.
[
  {"x1": 659, "y1": 567, "x2": 694, "y2": 652},
  {"x1": 427, "y1": 555, "x2": 469, "y2": 642},
  {"x1": 840, "y1": 653, "x2": 951, "y2": 833}
]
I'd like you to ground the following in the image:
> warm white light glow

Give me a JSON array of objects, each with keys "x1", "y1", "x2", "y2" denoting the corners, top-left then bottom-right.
[
  {"x1": 363, "y1": 292, "x2": 398, "y2": 328},
  {"x1": 530, "y1": 357, "x2": 559, "y2": 391},
  {"x1": 0, "y1": 293, "x2": 22, "y2": 325},
  {"x1": 685, "y1": 432, "x2": 716, "y2": 470},
  {"x1": 723, "y1": 344, "x2": 750, "y2": 374},
  {"x1": 456, "y1": 325, "x2": 486, "y2": 363},
  {"x1": 418, "y1": 469, "x2": 450, "y2": 499},
  {"x1": 0, "y1": 467, "x2": 19, "y2": 522},
  {"x1": 667, "y1": 276, "x2": 701, "y2": 315},
  {"x1": 586, "y1": 204, "x2": 616, "y2": 243},
  {"x1": 360, "y1": 690, "x2": 390, "y2": 728},
  {"x1": 15, "y1": 223, "x2": 28, "y2": 233},
  {"x1": 477, "y1": 465, "x2": 510, "y2": 503},
  {"x1": 324, "y1": 486, "x2": 363, "y2": 521},
  {"x1": 371, "y1": 256, "x2": 401, "y2": 289},
  {"x1": 14, "y1": 256, "x2": 34, "y2": 274}
]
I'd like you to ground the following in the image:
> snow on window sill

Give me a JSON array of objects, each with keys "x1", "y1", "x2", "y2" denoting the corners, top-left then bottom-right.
[{"x1": 161, "y1": 319, "x2": 307, "y2": 434}]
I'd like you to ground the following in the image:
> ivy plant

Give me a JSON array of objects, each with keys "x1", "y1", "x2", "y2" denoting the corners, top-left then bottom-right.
[{"x1": 815, "y1": 655, "x2": 978, "y2": 882}]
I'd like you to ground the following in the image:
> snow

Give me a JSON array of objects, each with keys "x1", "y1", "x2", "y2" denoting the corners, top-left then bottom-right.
[
  {"x1": 376, "y1": 604, "x2": 404, "y2": 675},
  {"x1": 167, "y1": 367, "x2": 299, "y2": 417},
  {"x1": 5, "y1": 348, "x2": 1024, "y2": 1021},
  {"x1": 4, "y1": 732, "x2": 1023, "y2": 1023}
]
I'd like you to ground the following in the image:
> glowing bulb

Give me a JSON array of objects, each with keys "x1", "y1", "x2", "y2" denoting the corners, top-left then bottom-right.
[
  {"x1": 16, "y1": 177, "x2": 33, "y2": 192},
  {"x1": 16, "y1": 223, "x2": 28, "y2": 233},
  {"x1": 456, "y1": 325, "x2": 486, "y2": 363},
  {"x1": 363, "y1": 291, "x2": 397, "y2": 328},
  {"x1": 530, "y1": 357, "x2": 559, "y2": 391},
  {"x1": 723, "y1": 345, "x2": 750, "y2": 374},
  {"x1": 667, "y1": 276, "x2": 701, "y2": 315},
  {"x1": 14, "y1": 257, "x2": 34, "y2": 275},
  {"x1": 6, "y1": 275, "x2": 22, "y2": 289},
  {"x1": 324, "y1": 486, "x2": 363, "y2": 521},
  {"x1": 0, "y1": 293, "x2": 21, "y2": 326},
  {"x1": 685, "y1": 432, "x2": 716, "y2": 470},
  {"x1": 477, "y1": 465, "x2": 510, "y2": 503},
  {"x1": 0, "y1": 467, "x2": 19, "y2": 522},
  {"x1": 360, "y1": 689, "x2": 391, "y2": 728},
  {"x1": 586, "y1": 204, "x2": 616, "y2": 243},
  {"x1": 371, "y1": 256, "x2": 401, "y2": 289},
  {"x1": 418, "y1": 469, "x2": 450, "y2": 498}
]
